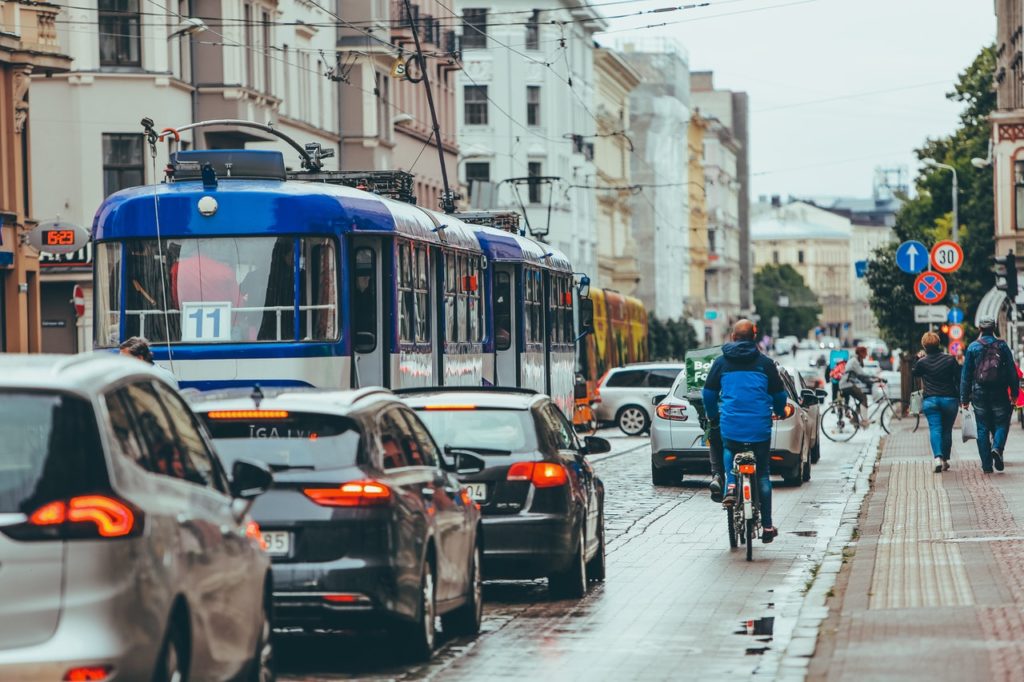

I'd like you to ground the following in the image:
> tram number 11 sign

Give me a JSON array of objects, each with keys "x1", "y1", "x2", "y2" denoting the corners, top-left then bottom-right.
[
  {"x1": 931, "y1": 240, "x2": 964, "y2": 274},
  {"x1": 181, "y1": 302, "x2": 232, "y2": 342}
]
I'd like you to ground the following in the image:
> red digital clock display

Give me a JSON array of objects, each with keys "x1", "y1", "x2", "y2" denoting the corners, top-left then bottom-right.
[{"x1": 43, "y1": 230, "x2": 76, "y2": 246}]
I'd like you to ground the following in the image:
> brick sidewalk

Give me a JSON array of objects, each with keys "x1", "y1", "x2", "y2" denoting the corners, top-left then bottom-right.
[{"x1": 809, "y1": 422, "x2": 1024, "y2": 681}]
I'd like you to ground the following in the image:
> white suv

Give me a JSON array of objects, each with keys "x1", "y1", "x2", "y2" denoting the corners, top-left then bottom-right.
[{"x1": 594, "y1": 363, "x2": 685, "y2": 435}]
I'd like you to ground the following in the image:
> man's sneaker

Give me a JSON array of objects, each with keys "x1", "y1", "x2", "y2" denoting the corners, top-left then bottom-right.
[
  {"x1": 993, "y1": 449, "x2": 1005, "y2": 472},
  {"x1": 934, "y1": 457, "x2": 943, "y2": 473},
  {"x1": 942, "y1": 458, "x2": 951, "y2": 471},
  {"x1": 983, "y1": 468, "x2": 994, "y2": 474},
  {"x1": 722, "y1": 485, "x2": 737, "y2": 507},
  {"x1": 709, "y1": 476, "x2": 724, "y2": 503},
  {"x1": 762, "y1": 527, "x2": 778, "y2": 544}
]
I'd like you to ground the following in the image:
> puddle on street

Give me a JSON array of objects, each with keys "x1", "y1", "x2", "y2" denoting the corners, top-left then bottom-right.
[
  {"x1": 734, "y1": 616, "x2": 775, "y2": 637},
  {"x1": 790, "y1": 530, "x2": 818, "y2": 537}
]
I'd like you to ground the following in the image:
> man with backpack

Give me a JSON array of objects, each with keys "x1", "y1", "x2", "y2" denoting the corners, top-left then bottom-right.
[{"x1": 961, "y1": 317, "x2": 1019, "y2": 472}]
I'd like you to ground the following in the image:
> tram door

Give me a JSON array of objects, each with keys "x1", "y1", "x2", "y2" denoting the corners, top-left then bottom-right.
[
  {"x1": 493, "y1": 264, "x2": 518, "y2": 386},
  {"x1": 351, "y1": 239, "x2": 385, "y2": 388}
]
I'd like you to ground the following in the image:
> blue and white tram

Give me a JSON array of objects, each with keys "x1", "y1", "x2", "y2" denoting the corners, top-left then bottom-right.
[{"x1": 92, "y1": 142, "x2": 586, "y2": 412}]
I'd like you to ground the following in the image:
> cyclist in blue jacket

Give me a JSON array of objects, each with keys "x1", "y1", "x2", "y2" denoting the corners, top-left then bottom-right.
[{"x1": 702, "y1": 319, "x2": 788, "y2": 543}]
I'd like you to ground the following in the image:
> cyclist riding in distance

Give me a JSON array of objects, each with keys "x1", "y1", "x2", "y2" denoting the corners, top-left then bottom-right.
[
  {"x1": 702, "y1": 319, "x2": 787, "y2": 544},
  {"x1": 840, "y1": 345, "x2": 876, "y2": 427}
]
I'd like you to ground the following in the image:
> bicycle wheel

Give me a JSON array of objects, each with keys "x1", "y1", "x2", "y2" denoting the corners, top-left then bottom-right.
[
  {"x1": 746, "y1": 519, "x2": 755, "y2": 561},
  {"x1": 727, "y1": 508, "x2": 737, "y2": 548},
  {"x1": 879, "y1": 401, "x2": 895, "y2": 434},
  {"x1": 821, "y1": 403, "x2": 859, "y2": 442}
]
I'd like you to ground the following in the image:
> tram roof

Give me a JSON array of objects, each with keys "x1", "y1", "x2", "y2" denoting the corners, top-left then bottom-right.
[
  {"x1": 91, "y1": 178, "x2": 479, "y2": 251},
  {"x1": 472, "y1": 225, "x2": 572, "y2": 272}
]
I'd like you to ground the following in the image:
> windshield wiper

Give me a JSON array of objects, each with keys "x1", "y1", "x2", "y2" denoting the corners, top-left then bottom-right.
[{"x1": 444, "y1": 445, "x2": 512, "y2": 456}]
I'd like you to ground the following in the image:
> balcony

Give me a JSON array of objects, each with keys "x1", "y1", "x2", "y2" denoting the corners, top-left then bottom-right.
[{"x1": 1, "y1": 1, "x2": 69, "y2": 69}]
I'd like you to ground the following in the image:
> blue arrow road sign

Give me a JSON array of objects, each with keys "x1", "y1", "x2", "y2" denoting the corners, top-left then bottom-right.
[
  {"x1": 855, "y1": 260, "x2": 868, "y2": 278},
  {"x1": 896, "y1": 240, "x2": 929, "y2": 274},
  {"x1": 948, "y1": 307, "x2": 965, "y2": 323}
]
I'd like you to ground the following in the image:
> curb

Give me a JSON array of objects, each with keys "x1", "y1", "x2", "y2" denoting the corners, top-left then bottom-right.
[{"x1": 757, "y1": 433, "x2": 881, "y2": 680}]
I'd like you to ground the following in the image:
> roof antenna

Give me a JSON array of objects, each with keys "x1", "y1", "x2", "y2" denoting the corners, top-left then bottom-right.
[
  {"x1": 251, "y1": 384, "x2": 264, "y2": 409},
  {"x1": 402, "y1": 0, "x2": 456, "y2": 214}
]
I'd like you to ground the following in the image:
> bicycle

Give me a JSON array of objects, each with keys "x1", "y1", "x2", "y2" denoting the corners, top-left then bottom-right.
[
  {"x1": 820, "y1": 380, "x2": 902, "y2": 442},
  {"x1": 726, "y1": 450, "x2": 760, "y2": 562}
]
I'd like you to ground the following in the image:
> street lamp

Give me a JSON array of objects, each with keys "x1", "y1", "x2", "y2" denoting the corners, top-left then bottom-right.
[
  {"x1": 925, "y1": 159, "x2": 959, "y2": 243},
  {"x1": 168, "y1": 18, "x2": 207, "y2": 130}
]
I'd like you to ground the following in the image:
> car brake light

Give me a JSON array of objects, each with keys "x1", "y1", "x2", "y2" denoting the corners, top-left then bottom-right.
[
  {"x1": 245, "y1": 520, "x2": 268, "y2": 550},
  {"x1": 422, "y1": 404, "x2": 477, "y2": 411},
  {"x1": 63, "y1": 667, "x2": 113, "y2": 681},
  {"x1": 206, "y1": 410, "x2": 289, "y2": 419},
  {"x1": 506, "y1": 461, "x2": 568, "y2": 488},
  {"x1": 25, "y1": 496, "x2": 138, "y2": 539},
  {"x1": 656, "y1": 404, "x2": 688, "y2": 421},
  {"x1": 773, "y1": 404, "x2": 796, "y2": 420},
  {"x1": 304, "y1": 480, "x2": 392, "y2": 507}
]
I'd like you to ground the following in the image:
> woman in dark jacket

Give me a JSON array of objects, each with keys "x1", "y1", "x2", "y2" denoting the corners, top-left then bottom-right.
[{"x1": 912, "y1": 331, "x2": 961, "y2": 473}]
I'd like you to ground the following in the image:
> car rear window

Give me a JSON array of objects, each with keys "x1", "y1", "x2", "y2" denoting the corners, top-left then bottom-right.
[
  {"x1": 646, "y1": 368, "x2": 682, "y2": 388},
  {"x1": 201, "y1": 411, "x2": 362, "y2": 471},
  {"x1": 415, "y1": 408, "x2": 537, "y2": 455},
  {"x1": 605, "y1": 370, "x2": 646, "y2": 388},
  {"x1": 0, "y1": 392, "x2": 107, "y2": 513}
]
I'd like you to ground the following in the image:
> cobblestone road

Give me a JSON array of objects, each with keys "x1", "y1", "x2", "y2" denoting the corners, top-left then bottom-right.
[{"x1": 279, "y1": 427, "x2": 874, "y2": 681}]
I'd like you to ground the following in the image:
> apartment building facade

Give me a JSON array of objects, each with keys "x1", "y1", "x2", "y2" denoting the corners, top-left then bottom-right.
[
  {"x1": 30, "y1": 0, "x2": 339, "y2": 352},
  {"x1": 0, "y1": 0, "x2": 71, "y2": 352},
  {"x1": 453, "y1": 0, "x2": 605, "y2": 279}
]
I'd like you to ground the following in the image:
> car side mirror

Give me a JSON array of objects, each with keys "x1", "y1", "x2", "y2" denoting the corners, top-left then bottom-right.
[
  {"x1": 231, "y1": 459, "x2": 273, "y2": 500},
  {"x1": 583, "y1": 436, "x2": 611, "y2": 455},
  {"x1": 455, "y1": 451, "x2": 486, "y2": 475},
  {"x1": 815, "y1": 389, "x2": 828, "y2": 404},
  {"x1": 799, "y1": 389, "x2": 817, "y2": 407},
  {"x1": 652, "y1": 394, "x2": 668, "y2": 406},
  {"x1": 578, "y1": 298, "x2": 595, "y2": 336}
]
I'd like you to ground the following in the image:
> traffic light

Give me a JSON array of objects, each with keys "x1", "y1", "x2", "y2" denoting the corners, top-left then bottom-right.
[
  {"x1": 994, "y1": 250, "x2": 1018, "y2": 300},
  {"x1": 940, "y1": 324, "x2": 950, "y2": 334}
]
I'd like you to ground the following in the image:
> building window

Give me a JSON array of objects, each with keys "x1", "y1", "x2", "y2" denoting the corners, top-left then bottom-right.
[
  {"x1": 464, "y1": 85, "x2": 488, "y2": 125},
  {"x1": 462, "y1": 9, "x2": 487, "y2": 49},
  {"x1": 262, "y1": 10, "x2": 272, "y2": 93},
  {"x1": 798, "y1": 250, "x2": 805, "y2": 264},
  {"x1": 98, "y1": 0, "x2": 141, "y2": 67},
  {"x1": 525, "y1": 10, "x2": 540, "y2": 50},
  {"x1": 528, "y1": 161, "x2": 542, "y2": 204},
  {"x1": 772, "y1": 250, "x2": 779, "y2": 265},
  {"x1": 465, "y1": 161, "x2": 490, "y2": 202},
  {"x1": 527, "y1": 86, "x2": 541, "y2": 126},
  {"x1": 1016, "y1": 160, "x2": 1024, "y2": 231},
  {"x1": 102, "y1": 133, "x2": 144, "y2": 197}
]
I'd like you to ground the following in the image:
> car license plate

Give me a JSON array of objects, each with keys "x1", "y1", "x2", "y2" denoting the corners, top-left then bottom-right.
[
  {"x1": 464, "y1": 483, "x2": 487, "y2": 502},
  {"x1": 261, "y1": 531, "x2": 291, "y2": 556}
]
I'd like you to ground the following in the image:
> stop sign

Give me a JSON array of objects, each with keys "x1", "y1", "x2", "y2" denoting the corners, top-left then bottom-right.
[{"x1": 73, "y1": 284, "x2": 85, "y2": 318}]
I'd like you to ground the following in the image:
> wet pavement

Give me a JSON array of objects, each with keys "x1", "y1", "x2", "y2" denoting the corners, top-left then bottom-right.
[{"x1": 278, "y1": 426, "x2": 875, "y2": 681}]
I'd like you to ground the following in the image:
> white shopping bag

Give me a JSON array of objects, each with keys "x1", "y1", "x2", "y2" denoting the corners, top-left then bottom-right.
[{"x1": 961, "y1": 407, "x2": 977, "y2": 442}]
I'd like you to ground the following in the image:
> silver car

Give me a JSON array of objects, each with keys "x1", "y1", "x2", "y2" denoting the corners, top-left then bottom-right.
[
  {"x1": 650, "y1": 373, "x2": 710, "y2": 485},
  {"x1": 594, "y1": 363, "x2": 685, "y2": 436},
  {"x1": 0, "y1": 354, "x2": 273, "y2": 681}
]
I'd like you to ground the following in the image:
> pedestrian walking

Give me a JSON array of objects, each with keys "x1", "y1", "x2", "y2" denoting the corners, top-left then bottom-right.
[
  {"x1": 912, "y1": 331, "x2": 960, "y2": 473},
  {"x1": 960, "y1": 317, "x2": 1019, "y2": 473}
]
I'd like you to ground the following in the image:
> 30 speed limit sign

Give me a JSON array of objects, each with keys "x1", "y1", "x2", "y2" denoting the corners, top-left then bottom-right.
[{"x1": 931, "y1": 240, "x2": 964, "y2": 274}]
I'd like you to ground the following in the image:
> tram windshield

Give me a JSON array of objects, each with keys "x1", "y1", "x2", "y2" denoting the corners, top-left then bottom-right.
[{"x1": 95, "y1": 236, "x2": 339, "y2": 346}]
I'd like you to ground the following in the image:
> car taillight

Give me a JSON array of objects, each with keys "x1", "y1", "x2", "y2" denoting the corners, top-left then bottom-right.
[
  {"x1": 63, "y1": 666, "x2": 113, "y2": 681},
  {"x1": 16, "y1": 495, "x2": 141, "y2": 540},
  {"x1": 506, "y1": 461, "x2": 568, "y2": 488},
  {"x1": 304, "y1": 480, "x2": 392, "y2": 507},
  {"x1": 246, "y1": 520, "x2": 268, "y2": 550},
  {"x1": 773, "y1": 404, "x2": 796, "y2": 420},
  {"x1": 656, "y1": 404, "x2": 688, "y2": 421}
]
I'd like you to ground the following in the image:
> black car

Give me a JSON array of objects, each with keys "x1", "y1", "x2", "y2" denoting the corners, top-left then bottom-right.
[
  {"x1": 400, "y1": 388, "x2": 609, "y2": 598},
  {"x1": 193, "y1": 387, "x2": 485, "y2": 661}
]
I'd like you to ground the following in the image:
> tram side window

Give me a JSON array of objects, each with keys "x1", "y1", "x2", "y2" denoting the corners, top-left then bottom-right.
[
  {"x1": 302, "y1": 238, "x2": 338, "y2": 341},
  {"x1": 398, "y1": 242, "x2": 414, "y2": 343},
  {"x1": 563, "y1": 278, "x2": 574, "y2": 344},
  {"x1": 353, "y1": 247, "x2": 377, "y2": 352},
  {"x1": 525, "y1": 268, "x2": 543, "y2": 345},
  {"x1": 495, "y1": 271, "x2": 512, "y2": 351},
  {"x1": 468, "y1": 257, "x2": 483, "y2": 343},
  {"x1": 95, "y1": 242, "x2": 122, "y2": 347},
  {"x1": 548, "y1": 275, "x2": 560, "y2": 346},
  {"x1": 457, "y1": 255, "x2": 469, "y2": 343},
  {"x1": 445, "y1": 251, "x2": 458, "y2": 343},
  {"x1": 415, "y1": 246, "x2": 430, "y2": 343},
  {"x1": 398, "y1": 242, "x2": 430, "y2": 344},
  {"x1": 239, "y1": 237, "x2": 297, "y2": 342}
]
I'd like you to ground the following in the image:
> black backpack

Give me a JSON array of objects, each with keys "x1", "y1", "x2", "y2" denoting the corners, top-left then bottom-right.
[{"x1": 976, "y1": 339, "x2": 1006, "y2": 385}]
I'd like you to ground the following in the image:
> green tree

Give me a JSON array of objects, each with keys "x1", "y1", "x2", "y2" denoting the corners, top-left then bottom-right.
[
  {"x1": 753, "y1": 264, "x2": 822, "y2": 337},
  {"x1": 647, "y1": 315, "x2": 700, "y2": 360},
  {"x1": 868, "y1": 45, "x2": 995, "y2": 348}
]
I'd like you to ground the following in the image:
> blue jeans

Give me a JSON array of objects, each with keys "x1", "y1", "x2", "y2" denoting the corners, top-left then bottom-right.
[
  {"x1": 723, "y1": 438, "x2": 773, "y2": 528},
  {"x1": 973, "y1": 394, "x2": 1011, "y2": 470},
  {"x1": 922, "y1": 396, "x2": 958, "y2": 458}
]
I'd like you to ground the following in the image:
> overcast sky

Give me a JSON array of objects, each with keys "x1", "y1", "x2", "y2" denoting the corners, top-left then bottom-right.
[{"x1": 600, "y1": 0, "x2": 996, "y2": 200}]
